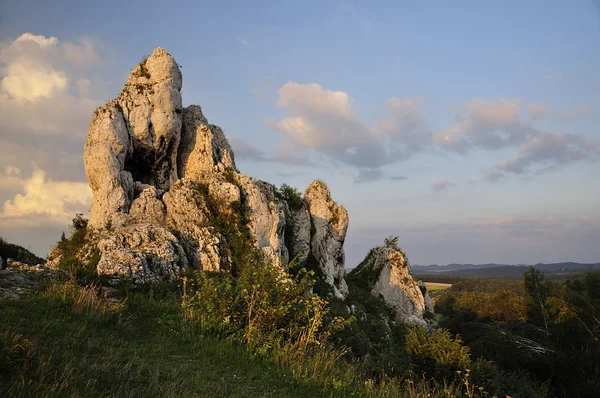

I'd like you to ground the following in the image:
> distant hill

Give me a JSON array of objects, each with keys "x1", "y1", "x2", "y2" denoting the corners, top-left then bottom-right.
[
  {"x1": 0, "y1": 237, "x2": 44, "y2": 265},
  {"x1": 412, "y1": 262, "x2": 600, "y2": 279}
]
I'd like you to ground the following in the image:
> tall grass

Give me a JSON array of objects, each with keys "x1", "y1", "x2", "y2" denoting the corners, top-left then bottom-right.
[{"x1": 1, "y1": 279, "x2": 495, "y2": 397}]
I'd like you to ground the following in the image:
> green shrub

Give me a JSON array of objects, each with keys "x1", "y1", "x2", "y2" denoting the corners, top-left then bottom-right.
[
  {"x1": 405, "y1": 326, "x2": 471, "y2": 381},
  {"x1": 55, "y1": 214, "x2": 98, "y2": 280},
  {"x1": 277, "y1": 184, "x2": 304, "y2": 211},
  {"x1": 138, "y1": 56, "x2": 151, "y2": 79}
]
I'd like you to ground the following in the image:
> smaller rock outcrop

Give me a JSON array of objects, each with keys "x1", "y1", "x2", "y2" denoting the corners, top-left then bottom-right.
[{"x1": 350, "y1": 246, "x2": 427, "y2": 326}]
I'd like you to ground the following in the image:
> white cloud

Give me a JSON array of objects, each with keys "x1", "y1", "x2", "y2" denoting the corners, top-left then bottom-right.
[
  {"x1": 0, "y1": 32, "x2": 106, "y2": 137},
  {"x1": 276, "y1": 82, "x2": 355, "y2": 121},
  {"x1": 13, "y1": 33, "x2": 59, "y2": 49},
  {"x1": 265, "y1": 82, "x2": 429, "y2": 179},
  {"x1": 266, "y1": 83, "x2": 598, "y2": 183},
  {"x1": 434, "y1": 98, "x2": 525, "y2": 152},
  {"x1": 494, "y1": 132, "x2": 600, "y2": 174},
  {"x1": 0, "y1": 168, "x2": 91, "y2": 228},
  {"x1": 1, "y1": 60, "x2": 69, "y2": 102}
]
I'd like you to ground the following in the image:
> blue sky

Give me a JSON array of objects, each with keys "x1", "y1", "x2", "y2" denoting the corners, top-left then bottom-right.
[{"x1": 0, "y1": 0, "x2": 599, "y2": 265}]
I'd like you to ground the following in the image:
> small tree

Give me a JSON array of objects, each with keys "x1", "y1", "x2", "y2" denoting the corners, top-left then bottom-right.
[
  {"x1": 523, "y1": 267, "x2": 553, "y2": 334},
  {"x1": 384, "y1": 235, "x2": 399, "y2": 249},
  {"x1": 71, "y1": 213, "x2": 88, "y2": 232},
  {"x1": 278, "y1": 184, "x2": 304, "y2": 211}
]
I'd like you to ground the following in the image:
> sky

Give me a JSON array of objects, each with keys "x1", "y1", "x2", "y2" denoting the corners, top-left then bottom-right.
[{"x1": 0, "y1": 0, "x2": 599, "y2": 266}]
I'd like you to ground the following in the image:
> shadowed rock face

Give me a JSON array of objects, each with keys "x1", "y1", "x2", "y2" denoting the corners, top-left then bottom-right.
[
  {"x1": 78, "y1": 47, "x2": 351, "y2": 295},
  {"x1": 350, "y1": 246, "x2": 428, "y2": 325}
]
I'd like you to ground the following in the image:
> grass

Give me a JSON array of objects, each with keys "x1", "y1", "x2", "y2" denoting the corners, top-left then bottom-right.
[
  {"x1": 0, "y1": 282, "x2": 347, "y2": 397},
  {"x1": 0, "y1": 280, "x2": 493, "y2": 398}
]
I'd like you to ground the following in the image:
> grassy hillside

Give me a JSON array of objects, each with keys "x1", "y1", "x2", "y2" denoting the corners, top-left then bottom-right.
[
  {"x1": 0, "y1": 278, "x2": 502, "y2": 398},
  {"x1": 0, "y1": 282, "x2": 348, "y2": 397}
]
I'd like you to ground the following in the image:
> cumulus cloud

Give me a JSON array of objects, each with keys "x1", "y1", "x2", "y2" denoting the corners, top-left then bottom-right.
[
  {"x1": 265, "y1": 83, "x2": 597, "y2": 183},
  {"x1": 267, "y1": 82, "x2": 370, "y2": 149},
  {"x1": 0, "y1": 32, "x2": 106, "y2": 138},
  {"x1": 433, "y1": 98, "x2": 529, "y2": 152},
  {"x1": 0, "y1": 32, "x2": 113, "y2": 188},
  {"x1": 432, "y1": 180, "x2": 456, "y2": 192},
  {"x1": 494, "y1": 132, "x2": 600, "y2": 174},
  {"x1": 0, "y1": 168, "x2": 92, "y2": 228},
  {"x1": 1, "y1": 61, "x2": 68, "y2": 102},
  {"x1": 0, "y1": 33, "x2": 111, "y2": 243},
  {"x1": 265, "y1": 82, "x2": 429, "y2": 180}
]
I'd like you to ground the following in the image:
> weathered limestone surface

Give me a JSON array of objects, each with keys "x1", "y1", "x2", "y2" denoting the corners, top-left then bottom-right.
[
  {"x1": 96, "y1": 223, "x2": 188, "y2": 283},
  {"x1": 304, "y1": 181, "x2": 349, "y2": 298},
  {"x1": 350, "y1": 246, "x2": 428, "y2": 325}
]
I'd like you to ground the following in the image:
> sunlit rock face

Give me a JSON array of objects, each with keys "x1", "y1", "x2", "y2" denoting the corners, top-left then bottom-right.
[
  {"x1": 350, "y1": 246, "x2": 427, "y2": 326},
  {"x1": 78, "y1": 47, "x2": 351, "y2": 294},
  {"x1": 304, "y1": 181, "x2": 349, "y2": 299}
]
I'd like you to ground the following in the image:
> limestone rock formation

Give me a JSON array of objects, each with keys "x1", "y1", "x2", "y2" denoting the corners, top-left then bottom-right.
[
  {"x1": 178, "y1": 105, "x2": 236, "y2": 178},
  {"x1": 72, "y1": 47, "x2": 351, "y2": 296},
  {"x1": 350, "y1": 246, "x2": 427, "y2": 325},
  {"x1": 286, "y1": 206, "x2": 311, "y2": 268},
  {"x1": 236, "y1": 175, "x2": 288, "y2": 268},
  {"x1": 304, "y1": 181, "x2": 349, "y2": 299},
  {"x1": 96, "y1": 223, "x2": 188, "y2": 283}
]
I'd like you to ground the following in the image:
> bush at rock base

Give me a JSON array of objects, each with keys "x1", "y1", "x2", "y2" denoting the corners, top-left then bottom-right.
[{"x1": 53, "y1": 214, "x2": 100, "y2": 281}]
